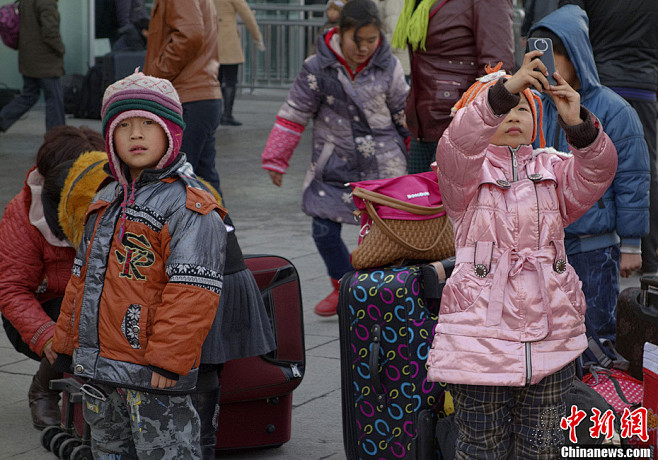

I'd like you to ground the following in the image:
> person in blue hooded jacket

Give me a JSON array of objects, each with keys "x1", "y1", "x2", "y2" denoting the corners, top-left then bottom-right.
[{"x1": 528, "y1": 5, "x2": 650, "y2": 342}]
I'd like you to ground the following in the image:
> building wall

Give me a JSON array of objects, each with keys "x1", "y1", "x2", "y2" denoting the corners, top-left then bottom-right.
[{"x1": 0, "y1": 0, "x2": 99, "y2": 88}]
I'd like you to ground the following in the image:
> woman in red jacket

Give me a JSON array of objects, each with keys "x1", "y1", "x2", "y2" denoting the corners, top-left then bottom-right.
[{"x1": 0, "y1": 126, "x2": 104, "y2": 429}]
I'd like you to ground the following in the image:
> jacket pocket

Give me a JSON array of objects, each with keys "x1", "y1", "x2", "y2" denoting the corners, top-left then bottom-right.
[
  {"x1": 431, "y1": 74, "x2": 470, "y2": 115},
  {"x1": 121, "y1": 303, "x2": 148, "y2": 349},
  {"x1": 440, "y1": 264, "x2": 489, "y2": 314},
  {"x1": 550, "y1": 265, "x2": 585, "y2": 316},
  {"x1": 80, "y1": 384, "x2": 109, "y2": 430}
]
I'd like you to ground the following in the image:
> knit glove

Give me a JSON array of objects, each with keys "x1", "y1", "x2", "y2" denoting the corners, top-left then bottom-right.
[{"x1": 261, "y1": 116, "x2": 305, "y2": 173}]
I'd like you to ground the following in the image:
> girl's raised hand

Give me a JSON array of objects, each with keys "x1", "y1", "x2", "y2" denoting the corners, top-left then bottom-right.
[
  {"x1": 504, "y1": 50, "x2": 551, "y2": 95},
  {"x1": 547, "y1": 72, "x2": 581, "y2": 126}
]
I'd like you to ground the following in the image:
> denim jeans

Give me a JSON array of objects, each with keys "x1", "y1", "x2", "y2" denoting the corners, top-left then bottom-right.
[
  {"x1": 568, "y1": 245, "x2": 620, "y2": 342},
  {"x1": 181, "y1": 99, "x2": 223, "y2": 195},
  {"x1": 0, "y1": 76, "x2": 65, "y2": 132},
  {"x1": 311, "y1": 217, "x2": 353, "y2": 281}
]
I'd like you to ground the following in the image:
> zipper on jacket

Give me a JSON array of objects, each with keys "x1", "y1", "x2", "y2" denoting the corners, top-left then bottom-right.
[
  {"x1": 533, "y1": 185, "x2": 541, "y2": 250},
  {"x1": 525, "y1": 342, "x2": 532, "y2": 385},
  {"x1": 509, "y1": 146, "x2": 520, "y2": 182}
]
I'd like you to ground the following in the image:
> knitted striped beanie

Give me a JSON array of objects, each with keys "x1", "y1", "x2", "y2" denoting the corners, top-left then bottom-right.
[
  {"x1": 452, "y1": 63, "x2": 546, "y2": 148},
  {"x1": 101, "y1": 70, "x2": 186, "y2": 185}
]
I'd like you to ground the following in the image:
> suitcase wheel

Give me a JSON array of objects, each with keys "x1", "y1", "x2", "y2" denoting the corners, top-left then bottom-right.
[
  {"x1": 59, "y1": 437, "x2": 82, "y2": 460},
  {"x1": 40, "y1": 425, "x2": 63, "y2": 451},
  {"x1": 70, "y1": 444, "x2": 93, "y2": 460},
  {"x1": 50, "y1": 431, "x2": 73, "y2": 458}
]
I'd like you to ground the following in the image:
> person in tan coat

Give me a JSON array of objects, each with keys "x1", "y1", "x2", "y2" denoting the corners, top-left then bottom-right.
[
  {"x1": 144, "y1": 0, "x2": 224, "y2": 195},
  {"x1": 213, "y1": 0, "x2": 265, "y2": 126}
]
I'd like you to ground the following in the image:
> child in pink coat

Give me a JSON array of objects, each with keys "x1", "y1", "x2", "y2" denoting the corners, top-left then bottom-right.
[{"x1": 428, "y1": 51, "x2": 617, "y2": 458}]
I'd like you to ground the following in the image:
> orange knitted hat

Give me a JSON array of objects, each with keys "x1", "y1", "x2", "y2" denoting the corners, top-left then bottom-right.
[{"x1": 452, "y1": 63, "x2": 546, "y2": 148}]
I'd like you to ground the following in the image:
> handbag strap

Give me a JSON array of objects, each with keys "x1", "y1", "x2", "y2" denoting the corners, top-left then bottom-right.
[
  {"x1": 352, "y1": 186, "x2": 445, "y2": 215},
  {"x1": 364, "y1": 199, "x2": 450, "y2": 252},
  {"x1": 589, "y1": 367, "x2": 642, "y2": 409}
]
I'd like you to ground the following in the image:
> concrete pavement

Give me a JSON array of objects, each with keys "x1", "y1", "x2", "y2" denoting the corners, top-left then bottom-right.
[{"x1": 0, "y1": 94, "x2": 643, "y2": 459}]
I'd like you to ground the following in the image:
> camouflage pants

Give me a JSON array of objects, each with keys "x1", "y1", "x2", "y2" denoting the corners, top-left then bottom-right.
[{"x1": 81, "y1": 383, "x2": 201, "y2": 460}]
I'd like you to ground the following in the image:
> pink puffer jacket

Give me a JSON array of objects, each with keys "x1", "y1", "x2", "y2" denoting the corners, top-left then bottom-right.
[{"x1": 428, "y1": 90, "x2": 617, "y2": 386}]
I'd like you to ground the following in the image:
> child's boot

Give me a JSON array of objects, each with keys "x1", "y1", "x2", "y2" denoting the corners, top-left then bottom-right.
[
  {"x1": 314, "y1": 278, "x2": 340, "y2": 317},
  {"x1": 28, "y1": 358, "x2": 62, "y2": 429}
]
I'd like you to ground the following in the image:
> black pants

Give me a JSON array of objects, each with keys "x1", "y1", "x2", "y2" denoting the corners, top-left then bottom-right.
[{"x1": 218, "y1": 64, "x2": 239, "y2": 87}]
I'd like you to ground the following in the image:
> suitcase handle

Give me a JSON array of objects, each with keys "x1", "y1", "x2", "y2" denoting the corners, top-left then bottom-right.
[
  {"x1": 640, "y1": 276, "x2": 658, "y2": 321},
  {"x1": 369, "y1": 324, "x2": 386, "y2": 410}
]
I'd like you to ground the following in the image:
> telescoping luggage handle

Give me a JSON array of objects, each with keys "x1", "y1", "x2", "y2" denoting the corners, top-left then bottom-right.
[{"x1": 352, "y1": 187, "x2": 451, "y2": 253}]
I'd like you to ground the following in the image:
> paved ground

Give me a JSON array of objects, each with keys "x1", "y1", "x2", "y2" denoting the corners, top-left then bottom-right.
[{"x1": 0, "y1": 94, "x2": 645, "y2": 459}]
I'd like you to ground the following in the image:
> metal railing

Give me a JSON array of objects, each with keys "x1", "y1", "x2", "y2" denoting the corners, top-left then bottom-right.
[
  {"x1": 237, "y1": 4, "x2": 326, "y2": 91},
  {"x1": 236, "y1": 3, "x2": 525, "y2": 91}
]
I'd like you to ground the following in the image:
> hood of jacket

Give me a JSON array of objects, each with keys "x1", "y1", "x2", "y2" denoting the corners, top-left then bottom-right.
[
  {"x1": 530, "y1": 5, "x2": 650, "y2": 249},
  {"x1": 315, "y1": 27, "x2": 393, "y2": 77},
  {"x1": 530, "y1": 5, "x2": 600, "y2": 97}
]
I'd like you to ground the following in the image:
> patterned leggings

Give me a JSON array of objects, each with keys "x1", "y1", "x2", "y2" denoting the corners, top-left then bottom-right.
[{"x1": 449, "y1": 363, "x2": 575, "y2": 460}]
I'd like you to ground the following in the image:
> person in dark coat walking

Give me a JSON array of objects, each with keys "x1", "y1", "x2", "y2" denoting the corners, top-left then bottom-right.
[{"x1": 0, "y1": 0, "x2": 65, "y2": 133}]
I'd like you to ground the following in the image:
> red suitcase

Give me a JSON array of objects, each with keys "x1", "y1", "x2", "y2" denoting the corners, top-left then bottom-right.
[{"x1": 216, "y1": 254, "x2": 305, "y2": 451}]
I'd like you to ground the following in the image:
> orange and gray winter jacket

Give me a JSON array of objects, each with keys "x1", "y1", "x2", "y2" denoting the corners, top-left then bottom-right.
[{"x1": 53, "y1": 156, "x2": 227, "y2": 393}]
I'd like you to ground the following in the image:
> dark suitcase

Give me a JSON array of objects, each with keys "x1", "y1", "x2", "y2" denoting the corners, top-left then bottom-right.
[
  {"x1": 60, "y1": 74, "x2": 85, "y2": 115},
  {"x1": 338, "y1": 262, "x2": 453, "y2": 460},
  {"x1": 0, "y1": 83, "x2": 19, "y2": 111},
  {"x1": 616, "y1": 275, "x2": 658, "y2": 380},
  {"x1": 102, "y1": 50, "x2": 146, "y2": 89},
  {"x1": 74, "y1": 59, "x2": 105, "y2": 120},
  {"x1": 216, "y1": 254, "x2": 305, "y2": 450}
]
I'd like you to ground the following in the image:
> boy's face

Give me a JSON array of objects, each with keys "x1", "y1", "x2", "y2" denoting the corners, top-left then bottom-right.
[
  {"x1": 489, "y1": 95, "x2": 534, "y2": 149},
  {"x1": 113, "y1": 117, "x2": 167, "y2": 181},
  {"x1": 554, "y1": 52, "x2": 580, "y2": 90}
]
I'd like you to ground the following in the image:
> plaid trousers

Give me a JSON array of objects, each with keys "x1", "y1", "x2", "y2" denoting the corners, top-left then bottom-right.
[{"x1": 449, "y1": 363, "x2": 575, "y2": 460}]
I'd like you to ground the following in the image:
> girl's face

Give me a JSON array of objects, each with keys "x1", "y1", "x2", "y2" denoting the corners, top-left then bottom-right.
[
  {"x1": 489, "y1": 95, "x2": 535, "y2": 149},
  {"x1": 339, "y1": 24, "x2": 380, "y2": 69}
]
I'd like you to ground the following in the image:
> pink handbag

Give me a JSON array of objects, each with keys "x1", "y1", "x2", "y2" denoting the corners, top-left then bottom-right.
[
  {"x1": 350, "y1": 171, "x2": 455, "y2": 269},
  {"x1": 0, "y1": 1, "x2": 19, "y2": 50}
]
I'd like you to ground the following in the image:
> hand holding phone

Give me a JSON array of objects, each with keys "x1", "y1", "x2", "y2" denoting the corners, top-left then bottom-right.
[{"x1": 527, "y1": 37, "x2": 557, "y2": 87}]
